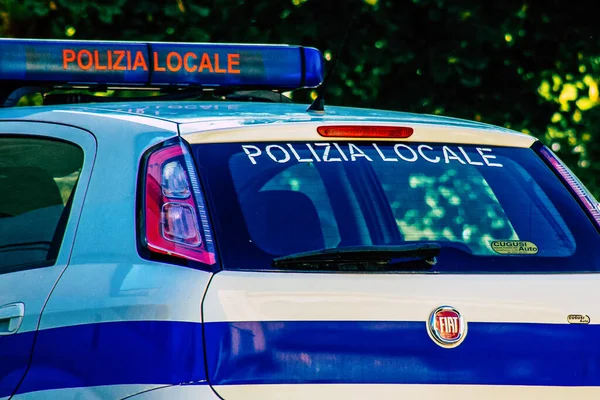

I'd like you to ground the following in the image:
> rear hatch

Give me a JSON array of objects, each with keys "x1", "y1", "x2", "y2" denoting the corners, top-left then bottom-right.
[{"x1": 188, "y1": 125, "x2": 600, "y2": 399}]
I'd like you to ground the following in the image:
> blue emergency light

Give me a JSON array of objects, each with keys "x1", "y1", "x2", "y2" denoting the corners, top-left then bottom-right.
[{"x1": 0, "y1": 39, "x2": 324, "y2": 90}]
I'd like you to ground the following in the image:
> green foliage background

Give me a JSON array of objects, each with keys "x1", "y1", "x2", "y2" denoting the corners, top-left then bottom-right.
[{"x1": 1, "y1": 0, "x2": 599, "y2": 196}]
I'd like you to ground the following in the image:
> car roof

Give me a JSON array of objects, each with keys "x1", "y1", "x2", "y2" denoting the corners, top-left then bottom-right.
[{"x1": 0, "y1": 101, "x2": 531, "y2": 144}]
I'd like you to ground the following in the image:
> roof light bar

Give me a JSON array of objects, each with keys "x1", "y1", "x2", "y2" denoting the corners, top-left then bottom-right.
[{"x1": 0, "y1": 39, "x2": 324, "y2": 90}]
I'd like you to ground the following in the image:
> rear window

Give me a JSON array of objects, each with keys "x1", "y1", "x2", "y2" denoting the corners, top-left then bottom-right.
[
  {"x1": 192, "y1": 141, "x2": 600, "y2": 273},
  {"x1": 0, "y1": 137, "x2": 83, "y2": 273}
]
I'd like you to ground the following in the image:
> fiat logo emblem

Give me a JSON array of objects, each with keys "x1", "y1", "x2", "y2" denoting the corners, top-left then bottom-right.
[{"x1": 427, "y1": 306, "x2": 467, "y2": 348}]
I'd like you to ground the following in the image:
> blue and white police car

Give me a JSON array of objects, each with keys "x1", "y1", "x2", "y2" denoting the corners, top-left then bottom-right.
[{"x1": 1, "y1": 39, "x2": 600, "y2": 399}]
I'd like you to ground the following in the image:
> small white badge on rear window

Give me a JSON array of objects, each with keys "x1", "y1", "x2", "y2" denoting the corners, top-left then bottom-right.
[{"x1": 490, "y1": 240, "x2": 538, "y2": 255}]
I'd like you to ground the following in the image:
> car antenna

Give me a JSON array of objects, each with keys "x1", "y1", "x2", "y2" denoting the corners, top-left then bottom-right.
[{"x1": 307, "y1": 6, "x2": 358, "y2": 113}]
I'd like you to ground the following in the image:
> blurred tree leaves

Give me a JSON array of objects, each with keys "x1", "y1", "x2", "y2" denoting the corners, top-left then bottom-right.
[{"x1": 1, "y1": 0, "x2": 599, "y2": 196}]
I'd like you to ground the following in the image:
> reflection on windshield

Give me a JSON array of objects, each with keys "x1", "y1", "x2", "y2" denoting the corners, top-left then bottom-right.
[{"x1": 382, "y1": 169, "x2": 519, "y2": 254}]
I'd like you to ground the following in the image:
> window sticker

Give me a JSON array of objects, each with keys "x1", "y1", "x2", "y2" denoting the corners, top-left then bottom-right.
[
  {"x1": 567, "y1": 314, "x2": 590, "y2": 324},
  {"x1": 240, "y1": 143, "x2": 504, "y2": 167},
  {"x1": 490, "y1": 240, "x2": 538, "y2": 255}
]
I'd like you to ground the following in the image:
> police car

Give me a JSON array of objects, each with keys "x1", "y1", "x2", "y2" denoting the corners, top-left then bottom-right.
[{"x1": 1, "y1": 39, "x2": 600, "y2": 400}]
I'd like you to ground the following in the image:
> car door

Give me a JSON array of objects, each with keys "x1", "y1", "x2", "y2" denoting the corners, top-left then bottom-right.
[
  {"x1": 0, "y1": 122, "x2": 95, "y2": 399},
  {"x1": 190, "y1": 137, "x2": 600, "y2": 400}
]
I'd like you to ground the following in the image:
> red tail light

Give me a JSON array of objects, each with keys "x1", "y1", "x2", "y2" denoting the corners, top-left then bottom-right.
[
  {"x1": 539, "y1": 145, "x2": 600, "y2": 229},
  {"x1": 142, "y1": 141, "x2": 216, "y2": 265},
  {"x1": 317, "y1": 125, "x2": 414, "y2": 138}
]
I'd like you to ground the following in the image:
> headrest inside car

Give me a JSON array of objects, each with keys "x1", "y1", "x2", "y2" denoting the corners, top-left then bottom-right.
[
  {"x1": 0, "y1": 167, "x2": 64, "y2": 217},
  {"x1": 241, "y1": 190, "x2": 325, "y2": 256}
]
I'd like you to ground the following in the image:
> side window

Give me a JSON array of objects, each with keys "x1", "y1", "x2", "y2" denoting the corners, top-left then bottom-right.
[{"x1": 0, "y1": 137, "x2": 83, "y2": 272}]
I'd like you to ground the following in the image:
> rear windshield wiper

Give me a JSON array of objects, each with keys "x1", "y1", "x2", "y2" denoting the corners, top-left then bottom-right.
[{"x1": 272, "y1": 243, "x2": 440, "y2": 272}]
